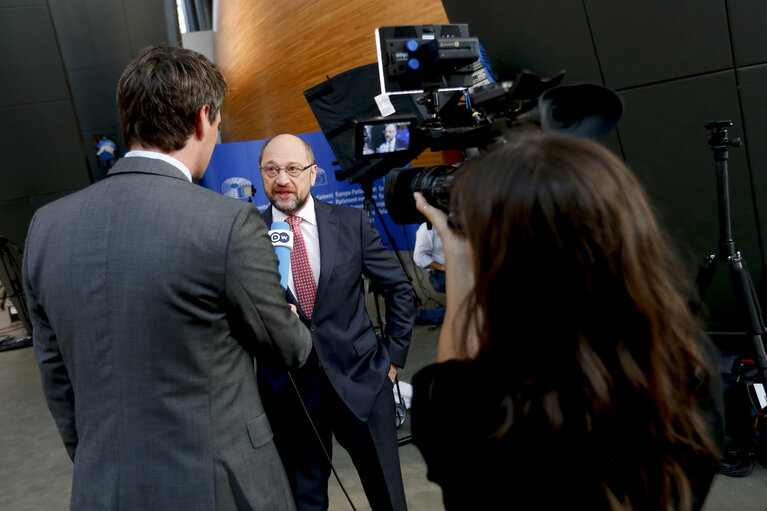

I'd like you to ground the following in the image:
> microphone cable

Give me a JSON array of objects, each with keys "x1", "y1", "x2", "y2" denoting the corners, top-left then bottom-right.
[
  {"x1": 287, "y1": 371, "x2": 358, "y2": 511},
  {"x1": 269, "y1": 219, "x2": 357, "y2": 509}
]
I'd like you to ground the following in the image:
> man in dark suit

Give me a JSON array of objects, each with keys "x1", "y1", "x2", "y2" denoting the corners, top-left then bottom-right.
[
  {"x1": 257, "y1": 134, "x2": 414, "y2": 511},
  {"x1": 22, "y1": 46, "x2": 312, "y2": 511}
]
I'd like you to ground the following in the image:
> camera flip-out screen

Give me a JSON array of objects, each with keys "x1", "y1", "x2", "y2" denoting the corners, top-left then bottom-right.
[{"x1": 355, "y1": 115, "x2": 417, "y2": 159}]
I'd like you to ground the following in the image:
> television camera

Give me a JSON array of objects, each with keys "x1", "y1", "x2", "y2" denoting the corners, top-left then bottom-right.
[{"x1": 341, "y1": 24, "x2": 624, "y2": 225}]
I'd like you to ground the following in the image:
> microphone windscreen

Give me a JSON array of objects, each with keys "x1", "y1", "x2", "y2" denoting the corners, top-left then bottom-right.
[{"x1": 269, "y1": 221, "x2": 293, "y2": 289}]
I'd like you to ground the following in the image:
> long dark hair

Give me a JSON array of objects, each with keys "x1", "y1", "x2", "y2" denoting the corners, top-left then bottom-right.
[{"x1": 450, "y1": 132, "x2": 719, "y2": 510}]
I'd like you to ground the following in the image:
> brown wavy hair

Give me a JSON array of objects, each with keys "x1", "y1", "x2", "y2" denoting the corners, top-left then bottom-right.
[
  {"x1": 117, "y1": 45, "x2": 227, "y2": 153},
  {"x1": 450, "y1": 131, "x2": 719, "y2": 510}
]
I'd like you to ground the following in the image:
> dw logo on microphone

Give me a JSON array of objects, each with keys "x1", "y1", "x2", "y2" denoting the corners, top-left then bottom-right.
[
  {"x1": 268, "y1": 229, "x2": 294, "y2": 250},
  {"x1": 271, "y1": 232, "x2": 291, "y2": 244}
]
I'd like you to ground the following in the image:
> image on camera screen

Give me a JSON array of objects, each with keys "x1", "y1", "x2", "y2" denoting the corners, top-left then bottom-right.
[{"x1": 361, "y1": 121, "x2": 412, "y2": 156}]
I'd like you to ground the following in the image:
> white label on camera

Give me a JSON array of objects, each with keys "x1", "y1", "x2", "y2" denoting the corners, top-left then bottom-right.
[
  {"x1": 375, "y1": 94, "x2": 396, "y2": 117},
  {"x1": 756, "y1": 383, "x2": 767, "y2": 409}
]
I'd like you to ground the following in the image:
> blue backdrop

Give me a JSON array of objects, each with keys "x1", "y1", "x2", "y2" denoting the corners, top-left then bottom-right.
[{"x1": 199, "y1": 131, "x2": 418, "y2": 250}]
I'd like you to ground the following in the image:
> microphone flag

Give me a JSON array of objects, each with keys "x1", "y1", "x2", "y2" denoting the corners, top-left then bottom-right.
[{"x1": 269, "y1": 221, "x2": 293, "y2": 289}]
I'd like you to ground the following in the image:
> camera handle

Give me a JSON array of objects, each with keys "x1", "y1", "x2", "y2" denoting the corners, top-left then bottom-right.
[
  {"x1": 693, "y1": 121, "x2": 767, "y2": 383},
  {"x1": 416, "y1": 88, "x2": 443, "y2": 129}
]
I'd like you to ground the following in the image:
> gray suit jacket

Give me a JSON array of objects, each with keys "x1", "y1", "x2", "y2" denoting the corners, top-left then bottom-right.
[{"x1": 22, "y1": 156, "x2": 312, "y2": 510}]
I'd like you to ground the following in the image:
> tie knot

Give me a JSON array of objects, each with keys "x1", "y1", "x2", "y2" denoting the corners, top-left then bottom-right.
[{"x1": 287, "y1": 216, "x2": 302, "y2": 228}]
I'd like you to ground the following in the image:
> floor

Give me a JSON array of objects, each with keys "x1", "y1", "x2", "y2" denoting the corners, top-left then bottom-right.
[{"x1": 1, "y1": 308, "x2": 766, "y2": 510}]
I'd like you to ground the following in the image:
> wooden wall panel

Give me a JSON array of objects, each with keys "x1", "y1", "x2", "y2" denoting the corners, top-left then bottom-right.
[{"x1": 216, "y1": 0, "x2": 449, "y2": 143}]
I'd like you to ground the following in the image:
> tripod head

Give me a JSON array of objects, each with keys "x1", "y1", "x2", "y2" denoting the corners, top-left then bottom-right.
[
  {"x1": 706, "y1": 120, "x2": 742, "y2": 160},
  {"x1": 705, "y1": 120, "x2": 735, "y2": 130}
]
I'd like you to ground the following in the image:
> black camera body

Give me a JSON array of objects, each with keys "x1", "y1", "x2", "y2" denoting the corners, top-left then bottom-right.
[
  {"x1": 332, "y1": 24, "x2": 624, "y2": 227},
  {"x1": 376, "y1": 24, "x2": 479, "y2": 94},
  {"x1": 383, "y1": 164, "x2": 458, "y2": 225}
]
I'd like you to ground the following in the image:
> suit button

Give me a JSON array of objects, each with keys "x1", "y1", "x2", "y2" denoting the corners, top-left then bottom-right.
[{"x1": 310, "y1": 325, "x2": 317, "y2": 332}]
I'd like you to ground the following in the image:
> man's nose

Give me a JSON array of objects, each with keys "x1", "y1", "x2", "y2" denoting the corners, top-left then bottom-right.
[{"x1": 275, "y1": 171, "x2": 291, "y2": 185}]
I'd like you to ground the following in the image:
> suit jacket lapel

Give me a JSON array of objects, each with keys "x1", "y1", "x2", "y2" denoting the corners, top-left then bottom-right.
[{"x1": 313, "y1": 198, "x2": 338, "y2": 312}]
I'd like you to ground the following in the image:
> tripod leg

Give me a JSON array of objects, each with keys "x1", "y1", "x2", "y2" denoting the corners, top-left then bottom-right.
[
  {"x1": 729, "y1": 254, "x2": 767, "y2": 382},
  {"x1": 692, "y1": 254, "x2": 717, "y2": 315}
]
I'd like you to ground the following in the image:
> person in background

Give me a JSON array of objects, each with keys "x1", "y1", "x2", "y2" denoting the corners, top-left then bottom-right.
[
  {"x1": 23, "y1": 45, "x2": 312, "y2": 511},
  {"x1": 411, "y1": 131, "x2": 721, "y2": 511},
  {"x1": 413, "y1": 222, "x2": 446, "y2": 293},
  {"x1": 413, "y1": 222, "x2": 446, "y2": 325},
  {"x1": 257, "y1": 134, "x2": 414, "y2": 511}
]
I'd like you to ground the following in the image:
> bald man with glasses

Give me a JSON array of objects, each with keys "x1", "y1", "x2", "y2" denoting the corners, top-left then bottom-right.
[{"x1": 256, "y1": 134, "x2": 414, "y2": 511}]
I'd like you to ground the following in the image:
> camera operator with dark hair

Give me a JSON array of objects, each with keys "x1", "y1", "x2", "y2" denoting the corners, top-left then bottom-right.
[{"x1": 410, "y1": 131, "x2": 722, "y2": 511}]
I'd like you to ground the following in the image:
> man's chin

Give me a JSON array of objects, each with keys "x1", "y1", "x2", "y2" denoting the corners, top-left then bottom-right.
[
  {"x1": 270, "y1": 196, "x2": 303, "y2": 215},
  {"x1": 271, "y1": 201, "x2": 295, "y2": 215}
]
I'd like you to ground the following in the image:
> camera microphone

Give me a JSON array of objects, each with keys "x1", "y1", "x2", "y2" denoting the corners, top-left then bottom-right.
[{"x1": 268, "y1": 221, "x2": 293, "y2": 289}]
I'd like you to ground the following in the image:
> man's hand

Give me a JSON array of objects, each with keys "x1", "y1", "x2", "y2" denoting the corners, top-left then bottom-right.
[
  {"x1": 388, "y1": 363, "x2": 398, "y2": 382},
  {"x1": 289, "y1": 304, "x2": 299, "y2": 317},
  {"x1": 426, "y1": 261, "x2": 446, "y2": 272}
]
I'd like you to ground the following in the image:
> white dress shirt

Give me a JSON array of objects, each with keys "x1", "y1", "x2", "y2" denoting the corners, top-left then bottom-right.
[
  {"x1": 124, "y1": 150, "x2": 193, "y2": 182},
  {"x1": 272, "y1": 195, "x2": 321, "y2": 298},
  {"x1": 413, "y1": 222, "x2": 445, "y2": 270},
  {"x1": 378, "y1": 140, "x2": 395, "y2": 153}
]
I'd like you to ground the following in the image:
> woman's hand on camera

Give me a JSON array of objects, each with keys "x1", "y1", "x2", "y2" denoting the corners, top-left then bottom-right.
[
  {"x1": 413, "y1": 192, "x2": 466, "y2": 271},
  {"x1": 413, "y1": 193, "x2": 469, "y2": 266},
  {"x1": 413, "y1": 192, "x2": 448, "y2": 234},
  {"x1": 413, "y1": 193, "x2": 479, "y2": 361}
]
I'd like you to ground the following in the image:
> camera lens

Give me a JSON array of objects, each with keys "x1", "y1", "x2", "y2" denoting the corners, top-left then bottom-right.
[{"x1": 384, "y1": 165, "x2": 458, "y2": 225}]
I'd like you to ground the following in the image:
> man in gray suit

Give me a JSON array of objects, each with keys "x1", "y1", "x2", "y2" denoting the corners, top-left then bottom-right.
[{"x1": 22, "y1": 46, "x2": 312, "y2": 510}]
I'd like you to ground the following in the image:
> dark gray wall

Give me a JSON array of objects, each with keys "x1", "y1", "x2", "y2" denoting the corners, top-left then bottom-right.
[
  {"x1": 443, "y1": 0, "x2": 767, "y2": 330},
  {"x1": 0, "y1": 0, "x2": 178, "y2": 247}
]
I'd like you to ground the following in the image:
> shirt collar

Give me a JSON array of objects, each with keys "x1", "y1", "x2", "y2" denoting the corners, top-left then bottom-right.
[{"x1": 124, "y1": 150, "x2": 193, "y2": 182}]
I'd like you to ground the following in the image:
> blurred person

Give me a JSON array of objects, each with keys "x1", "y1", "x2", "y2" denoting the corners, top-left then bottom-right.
[
  {"x1": 413, "y1": 222, "x2": 446, "y2": 325},
  {"x1": 257, "y1": 134, "x2": 414, "y2": 511},
  {"x1": 411, "y1": 132, "x2": 722, "y2": 511},
  {"x1": 23, "y1": 45, "x2": 312, "y2": 511},
  {"x1": 413, "y1": 222, "x2": 446, "y2": 293},
  {"x1": 377, "y1": 124, "x2": 407, "y2": 153}
]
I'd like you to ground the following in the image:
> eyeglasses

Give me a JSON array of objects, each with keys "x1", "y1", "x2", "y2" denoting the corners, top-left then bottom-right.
[{"x1": 260, "y1": 164, "x2": 313, "y2": 178}]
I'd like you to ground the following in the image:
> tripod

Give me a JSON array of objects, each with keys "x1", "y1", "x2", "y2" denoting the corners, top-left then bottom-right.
[
  {"x1": 0, "y1": 237, "x2": 33, "y2": 350},
  {"x1": 693, "y1": 121, "x2": 767, "y2": 475},
  {"x1": 694, "y1": 121, "x2": 767, "y2": 381},
  {"x1": 359, "y1": 179, "x2": 417, "y2": 446}
]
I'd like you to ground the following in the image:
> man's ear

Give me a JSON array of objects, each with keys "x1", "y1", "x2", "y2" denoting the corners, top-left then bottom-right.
[
  {"x1": 309, "y1": 164, "x2": 318, "y2": 187},
  {"x1": 195, "y1": 105, "x2": 212, "y2": 141}
]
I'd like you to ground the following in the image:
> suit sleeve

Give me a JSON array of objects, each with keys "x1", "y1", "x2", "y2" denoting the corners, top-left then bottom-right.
[
  {"x1": 23, "y1": 213, "x2": 78, "y2": 461},
  {"x1": 226, "y1": 206, "x2": 312, "y2": 369},
  {"x1": 359, "y1": 210, "x2": 414, "y2": 368}
]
